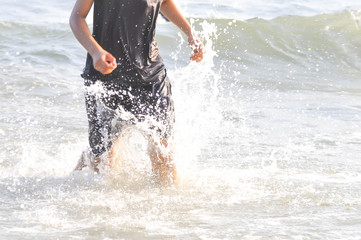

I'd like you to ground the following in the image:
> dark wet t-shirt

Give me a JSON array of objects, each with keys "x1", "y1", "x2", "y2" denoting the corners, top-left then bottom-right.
[{"x1": 82, "y1": 0, "x2": 166, "y2": 86}]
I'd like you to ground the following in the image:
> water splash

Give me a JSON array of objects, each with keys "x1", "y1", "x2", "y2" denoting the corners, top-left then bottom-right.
[{"x1": 168, "y1": 20, "x2": 222, "y2": 185}]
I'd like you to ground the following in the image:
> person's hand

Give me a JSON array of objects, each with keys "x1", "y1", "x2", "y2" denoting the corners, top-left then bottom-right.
[
  {"x1": 92, "y1": 50, "x2": 117, "y2": 75},
  {"x1": 189, "y1": 34, "x2": 204, "y2": 62}
]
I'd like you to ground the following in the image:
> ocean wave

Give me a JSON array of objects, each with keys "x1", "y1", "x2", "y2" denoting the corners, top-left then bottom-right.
[
  {"x1": 178, "y1": 0, "x2": 361, "y2": 20},
  {"x1": 188, "y1": 10, "x2": 361, "y2": 91},
  {"x1": 194, "y1": 10, "x2": 361, "y2": 62},
  {"x1": 1, "y1": 10, "x2": 361, "y2": 88}
]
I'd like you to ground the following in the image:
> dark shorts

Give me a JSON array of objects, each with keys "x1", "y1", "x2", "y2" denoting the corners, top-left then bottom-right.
[{"x1": 84, "y1": 74, "x2": 174, "y2": 157}]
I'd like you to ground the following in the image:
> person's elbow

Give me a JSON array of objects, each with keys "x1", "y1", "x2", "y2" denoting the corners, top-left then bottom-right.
[
  {"x1": 69, "y1": 11, "x2": 83, "y2": 31},
  {"x1": 69, "y1": 13, "x2": 77, "y2": 31},
  {"x1": 161, "y1": 0, "x2": 171, "y2": 7}
]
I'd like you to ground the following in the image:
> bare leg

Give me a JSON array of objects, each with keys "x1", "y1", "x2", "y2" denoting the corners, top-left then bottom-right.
[
  {"x1": 74, "y1": 137, "x2": 177, "y2": 184},
  {"x1": 149, "y1": 139, "x2": 177, "y2": 184},
  {"x1": 74, "y1": 151, "x2": 88, "y2": 171},
  {"x1": 107, "y1": 136, "x2": 124, "y2": 170},
  {"x1": 73, "y1": 150, "x2": 100, "y2": 173},
  {"x1": 74, "y1": 134, "x2": 125, "y2": 173}
]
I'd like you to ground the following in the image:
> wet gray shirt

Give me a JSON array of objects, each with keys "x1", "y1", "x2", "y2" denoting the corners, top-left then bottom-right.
[{"x1": 82, "y1": 0, "x2": 166, "y2": 86}]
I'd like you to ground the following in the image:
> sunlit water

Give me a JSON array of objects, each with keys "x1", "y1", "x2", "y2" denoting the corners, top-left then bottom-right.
[{"x1": 1, "y1": 0, "x2": 361, "y2": 239}]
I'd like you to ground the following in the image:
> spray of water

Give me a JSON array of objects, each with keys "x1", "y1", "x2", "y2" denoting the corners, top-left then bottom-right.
[{"x1": 170, "y1": 20, "x2": 222, "y2": 186}]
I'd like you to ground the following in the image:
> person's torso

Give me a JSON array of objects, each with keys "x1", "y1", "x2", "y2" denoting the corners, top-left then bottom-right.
[{"x1": 83, "y1": 0, "x2": 165, "y2": 86}]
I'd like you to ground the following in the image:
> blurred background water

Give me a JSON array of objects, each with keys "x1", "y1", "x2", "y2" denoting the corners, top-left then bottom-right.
[{"x1": 1, "y1": 0, "x2": 361, "y2": 239}]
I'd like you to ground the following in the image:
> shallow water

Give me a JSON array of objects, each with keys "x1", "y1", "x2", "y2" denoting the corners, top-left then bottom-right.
[{"x1": 1, "y1": 0, "x2": 361, "y2": 239}]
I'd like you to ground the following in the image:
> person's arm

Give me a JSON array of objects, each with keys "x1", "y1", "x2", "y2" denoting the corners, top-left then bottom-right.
[
  {"x1": 160, "y1": 0, "x2": 204, "y2": 62},
  {"x1": 69, "y1": 0, "x2": 117, "y2": 74}
]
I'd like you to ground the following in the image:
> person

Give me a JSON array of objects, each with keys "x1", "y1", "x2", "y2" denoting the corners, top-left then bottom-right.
[{"x1": 69, "y1": 0, "x2": 204, "y2": 183}]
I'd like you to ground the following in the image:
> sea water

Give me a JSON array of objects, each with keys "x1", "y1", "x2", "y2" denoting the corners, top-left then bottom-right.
[{"x1": 1, "y1": 0, "x2": 361, "y2": 239}]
